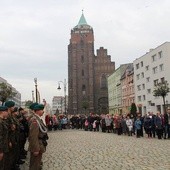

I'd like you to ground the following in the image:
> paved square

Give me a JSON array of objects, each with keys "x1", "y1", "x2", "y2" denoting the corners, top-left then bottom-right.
[{"x1": 21, "y1": 130, "x2": 170, "y2": 170}]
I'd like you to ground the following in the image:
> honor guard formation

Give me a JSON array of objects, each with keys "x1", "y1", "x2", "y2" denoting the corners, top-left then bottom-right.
[{"x1": 0, "y1": 101, "x2": 48, "y2": 170}]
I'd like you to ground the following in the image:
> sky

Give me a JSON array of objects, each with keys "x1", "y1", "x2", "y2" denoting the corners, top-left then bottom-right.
[{"x1": 0, "y1": 0, "x2": 170, "y2": 105}]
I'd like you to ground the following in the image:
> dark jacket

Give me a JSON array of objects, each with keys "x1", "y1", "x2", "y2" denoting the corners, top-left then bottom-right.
[{"x1": 154, "y1": 116, "x2": 163, "y2": 129}]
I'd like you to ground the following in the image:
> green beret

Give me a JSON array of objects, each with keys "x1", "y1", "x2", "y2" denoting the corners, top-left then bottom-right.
[
  {"x1": 29, "y1": 102, "x2": 38, "y2": 110},
  {"x1": 34, "y1": 104, "x2": 44, "y2": 111},
  {"x1": 0, "y1": 106, "x2": 8, "y2": 111},
  {"x1": 5, "y1": 101, "x2": 15, "y2": 108}
]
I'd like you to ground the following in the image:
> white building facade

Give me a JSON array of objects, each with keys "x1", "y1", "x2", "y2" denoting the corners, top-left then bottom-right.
[
  {"x1": 52, "y1": 96, "x2": 65, "y2": 114},
  {"x1": 133, "y1": 42, "x2": 170, "y2": 115}
]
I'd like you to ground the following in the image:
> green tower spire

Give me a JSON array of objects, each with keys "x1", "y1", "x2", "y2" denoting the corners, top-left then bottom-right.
[{"x1": 78, "y1": 10, "x2": 88, "y2": 26}]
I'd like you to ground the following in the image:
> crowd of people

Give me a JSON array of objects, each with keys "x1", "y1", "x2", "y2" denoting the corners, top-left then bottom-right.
[
  {"x1": 45, "y1": 109, "x2": 170, "y2": 140},
  {"x1": 1, "y1": 101, "x2": 170, "y2": 170}
]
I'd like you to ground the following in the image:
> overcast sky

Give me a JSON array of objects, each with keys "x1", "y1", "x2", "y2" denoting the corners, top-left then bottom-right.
[{"x1": 0, "y1": 0, "x2": 170, "y2": 105}]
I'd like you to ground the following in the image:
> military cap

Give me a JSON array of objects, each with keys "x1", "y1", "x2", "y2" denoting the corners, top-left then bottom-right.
[
  {"x1": 0, "y1": 106, "x2": 8, "y2": 111},
  {"x1": 29, "y1": 102, "x2": 38, "y2": 110},
  {"x1": 34, "y1": 104, "x2": 44, "y2": 111},
  {"x1": 5, "y1": 101, "x2": 15, "y2": 108}
]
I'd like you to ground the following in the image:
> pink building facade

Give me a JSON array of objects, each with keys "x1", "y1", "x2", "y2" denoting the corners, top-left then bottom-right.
[{"x1": 121, "y1": 64, "x2": 135, "y2": 114}]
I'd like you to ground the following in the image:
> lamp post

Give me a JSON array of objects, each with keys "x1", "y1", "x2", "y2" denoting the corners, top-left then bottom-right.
[
  {"x1": 34, "y1": 78, "x2": 38, "y2": 103},
  {"x1": 57, "y1": 79, "x2": 67, "y2": 115},
  {"x1": 32, "y1": 90, "x2": 35, "y2": 102}
]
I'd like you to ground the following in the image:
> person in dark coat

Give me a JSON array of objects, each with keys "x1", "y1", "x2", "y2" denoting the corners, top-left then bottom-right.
[
  {"x1": 155, "y1": 112, "x2": 163, "y2": 139},
  {"x1": 144, "y1": 115, "x2": 152, "y2": 138},
  {"x1": 163, "y1": 107, "x2": 170, "y2": 139},
  {"x1": 150, "y1": 112, "x2": 156, "y2": 138},
  {"x1": 121, "y1": 115, "x2": 127, "y2": 135},
  {"x1": 135, "y1": 116, "x2": 142, "y2": 138}
]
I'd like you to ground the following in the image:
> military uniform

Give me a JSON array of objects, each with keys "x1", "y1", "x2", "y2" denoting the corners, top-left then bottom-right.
[
  {"x1": 0, "y1": 106, "x2": 9, "y2": 170},
  {"x1": 4, "y1": 101, "x2": 21, "y2": 170},
  {"x1": 28, "y1": 104, "x2": 48, "y2": 170},
  {"x1": 12, "y1": 107, "x2": 23, "y2": 167}
]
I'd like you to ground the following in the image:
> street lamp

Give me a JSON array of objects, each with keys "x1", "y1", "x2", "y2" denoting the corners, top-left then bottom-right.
[
  {"x1": 57, "y1": 79, "x2": 67, "y2": 114},
  {"x1": 32, "y1": 90, "x2": 35, "y2": 102},
  {"x1": 34, "y1": 78, "x2": 38, "y2": 103}
]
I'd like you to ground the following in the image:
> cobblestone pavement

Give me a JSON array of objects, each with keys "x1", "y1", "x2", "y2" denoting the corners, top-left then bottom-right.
[{"x1": 21, "y1": 130, "x2": 170, "y2": 170}]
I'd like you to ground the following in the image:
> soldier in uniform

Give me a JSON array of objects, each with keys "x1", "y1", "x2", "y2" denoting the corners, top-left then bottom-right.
[
  {"x1": 4, "y1": 100, "x2": 20, "y2": 170},
  {"x1": 0, "y1": 106, "x2": 9, "y2": 170},
  {"x1": 18, "y1": 107, "x2": 29, "y2": 157},
  {"x1": 12, "y1": 107, "x2": 25, "y2": 166},
  {"x1": 28, "y1": 104, "x2": 48, "y2": 170},
  {"x1": 28, "y1": 103, "x2": 38, "y2": 122}
]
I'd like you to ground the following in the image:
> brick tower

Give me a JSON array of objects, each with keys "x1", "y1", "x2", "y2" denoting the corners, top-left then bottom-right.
[{"x1": 68, "y1": 13, "x2": 115, "y2": 114}]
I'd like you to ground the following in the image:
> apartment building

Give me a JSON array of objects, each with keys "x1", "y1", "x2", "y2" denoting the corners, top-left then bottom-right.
[
  {"x1": 121, "y1": 64, "x2": 135, "y2": 114},
  {"x1": 133, "y1": 42, "x2": 170, "y2": 115},
  {"x1": 108, "y1": 64, "x2": 130, "y2": 115}
]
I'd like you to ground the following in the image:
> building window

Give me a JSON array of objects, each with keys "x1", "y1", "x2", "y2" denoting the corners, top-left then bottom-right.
[
  {"x1": 136, "y1": 74, "x2": 140, "y2": 80},
  {"x1": 159, "y1": 64, "x2": 164, "y2": 72},
  {"x1": 136, "y1": 63, "x2": 139, "y2": 70},
  {"x1": 152, "y1": 54, "x2": 156, "y2": 62},
  {"x1": 145, "y1": 65, "x2": 149, "y2": 71},
  {"x1": 142, "y1": 84, "x2": 145, "y2": 90},
  {"x1": 154, "y1": 79, "x2": 159, "y2": 86},
  {"x1": 81, "y1": 55, "x2": 84, "y2": 63},
  {"x1": 147, "y1": 89, "x2": 151, "y2": 94},
  {"x1": 161, "y1": 77, "x2": 165, "y2": 83},
  {"x1": 158, "y1": 51, "x2": 162, "y2": 58},
  {"x1": 82, "y1": 84, "x2": 86, "y2": 90},
  {"x1": 153, "y1": 66, "x2": 158, "y2": 74},
  {"x1": 141, "y1": 72, "x2": 144, "y2": 78},
  {"x1": 101, "y1": 75, "x2": 107, "y2": 89},
  {"x1": 82, "y1": 70, "x2": 84, "y2": 76},
  {"x1": 146, "y1": 77, "x2": 150, "y2": 82},
  {"x1": 141, "y1": 61, "x2": 143, "y2": 67},
  {"x1": 137, "y1": 85, "x2": 141, "y2": 91},
  {"x1": 143, "y1": 95, "x2": 146, "y2": 101},
  {"x1": 148, "y1": 101, "x2": 151, "y2": 106},
  {"x1": 138, "y1": 96, "x2": 141, "y2": 102}
]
